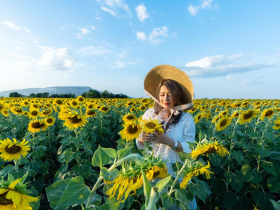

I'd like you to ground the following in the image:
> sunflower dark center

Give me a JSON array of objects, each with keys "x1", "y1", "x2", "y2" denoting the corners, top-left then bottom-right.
[
  {"x1": 127, "y1": 125, "x2": 138, "y2": 134},
  {"x1": 220, "y1": 119, "x2": 227, "y2": 127},
  {"x1": 265, "y1": 110, "x2": 273, "y2": 117},
  {"x1": 43, "y1": 110, "x2": 51, "y2": 114},
  {"x1": 88, "y1": 105, "x2": 93, "y2": 109},
  {"x1": 72, "y1": 101, "x2": 77, "y2": 106},
  {"x1": 0, "y1": 192, "x2": 13, "y2": 205},
  {"x1": 127, "y1": 115, "x2": 135, "y2": 120},
  {"x1": 101, "y1": 107, "x2": 108, "y2": 111},
  {"x1": 243, "y1": 111, "x2": 253, "y2": 119},
  {"x1": 15, "y1": 108, "x2": 23, "y2": 113},
  {"x1": 47, "y1": 119, "x2": 53, "y2": 123},
  {"x1": 56, "y1": 100, "x2": 62, "y2": 105},
  {"x1": 153, "y1": 171, "x2": 160, "y2": 178},
  {"x1": 87, "y1": 110, "x2": 96, "y2": 115},
  {"x1": 5, "y1": 145, "x2": 21, "y2": 154},
  {"x1": 31, "y1": 111, "x2": 38, "y2": 116},
  {"x1": 198, "y1": 115, "x2": 202, "y2": 120},
  {"x1": 31, "y1": 121, "x2": 46, "y2": 128},
  {"x1": 78, "y1": 98, "x2": 83, "y2": 102},
  {"x1": 205, "y1": 147, "x2": 218, "y2": 154},
  {"x1": 145, "y1": 122, "x2": 156, "y2": 129},
  {"x1": 68, "y1": 115, "x2": 82, "y2": 124}
]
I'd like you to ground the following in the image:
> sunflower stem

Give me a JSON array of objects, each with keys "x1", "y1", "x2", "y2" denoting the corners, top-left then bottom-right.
[
  {"x1": 168, "y1": 159, "x2": 188, "y2": 196},
  {"x1": 14, "y1": 160, "x2": 18, "y2": 172},
  {"x1": 85, "y1": 154, "x2": 142, "y2": 207},
  {"x1": 261, "y1": 116, "x2": 275, "y2": 143},
  {"x1": 227, "y1": 116, "x2": 240, "y2": 171},
  {"x1": 146, "y1": 187, "x2": 158, "y2": 210}
]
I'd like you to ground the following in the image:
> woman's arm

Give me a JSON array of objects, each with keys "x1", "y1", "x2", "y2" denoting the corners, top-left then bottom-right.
[{"x1": 151, "y1": 133, "x2": 183, "y2": 152}]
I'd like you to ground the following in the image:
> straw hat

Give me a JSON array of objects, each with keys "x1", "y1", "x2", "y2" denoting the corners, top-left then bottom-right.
[{"x1": 144, "y1": 64, "x2": 193, "y2": 109}]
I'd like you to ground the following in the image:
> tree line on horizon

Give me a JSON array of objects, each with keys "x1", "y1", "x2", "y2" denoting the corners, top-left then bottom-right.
[{"x1": 8, "y1": 89, "x2": 129, "y2": 98}]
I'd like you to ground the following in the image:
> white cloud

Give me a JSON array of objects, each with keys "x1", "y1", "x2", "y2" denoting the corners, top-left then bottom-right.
[
  {"x1": 97, "y1": 0, "x2": 132, "y2": 17},
  {"x1": 135, "y1": 4, "x2": 149, "y2": 22},
  {"x1": 225, "y1": 75, "x2": 232, "y2": 80},
  {"x1": 149, "y1": 26, "x2": 168, "y2": 40},
  {"x1": 201, "y1": 0, "x2": 213, "y2": 9},
  {"x1": 22, "y1": 27, "x2": 30, "y2": 33},
  {"x1": 15, "y1": 46, "x2": 27, "y2": 51},
  {"x1": 90, "y1": 26, "x2": 96, "y2": 30},
  {"x1": 60, "y1": 26, "x2": 66, "y2": 30},
  {"x1": 101, "y1": 6, "x2": 116, "y2": 16},
  {"x1": 95, "y1": 16, "x2": 101, "y2": 20},
  {"x1": 188, "y1": 5, "x2": 199, "y2": 16},
  {"x1": 240, "y1": 80, "x2": 250, "y2": 85},
  {"x1": 183, "y1": 54, "x2": 273, "y2": 78},
  {"x1": 79, "y1": 28, "x2": 90, "y2": 35},
  {"x1": 111, "y1": 61, "x2": 126, "y2": 68},
  {"x1": 78, "y1": 46, "x2": 112, "y2": 56},
  {"x1": 187, "y1": 0, "x2": 217, "y2": 16},
  {"x1": 136, "y1": 31, "x2": 146, "y2": 41},
  {"x1": 1, "y1": 21, "x2": 20, "y2": 30},
  {"x1": 38, "y1": 48, "x2": 76, "y2": 70}
]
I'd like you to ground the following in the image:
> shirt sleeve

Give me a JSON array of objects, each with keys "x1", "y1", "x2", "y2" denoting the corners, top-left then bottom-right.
[
  {"x1": 135, "y1": 108, "x2": 155, "y2": 149},
  {"x1": 180, "y1": 113, "x2": 196, "y2": 153}
]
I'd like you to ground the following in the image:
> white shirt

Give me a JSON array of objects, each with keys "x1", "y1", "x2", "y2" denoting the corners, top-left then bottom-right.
[{"x1": 136, "y1": 108, "x2": 196, "y2": 177}]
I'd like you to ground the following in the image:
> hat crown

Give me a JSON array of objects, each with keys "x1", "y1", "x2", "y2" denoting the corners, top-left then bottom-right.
[{"x1": 144, "y1": 64, "x2": 193, "y2": 105}]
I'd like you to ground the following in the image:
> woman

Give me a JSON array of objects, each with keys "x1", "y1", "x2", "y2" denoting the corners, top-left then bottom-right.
[{"x1": 136, "y1": 64, "x2": 197, "y2": 210}]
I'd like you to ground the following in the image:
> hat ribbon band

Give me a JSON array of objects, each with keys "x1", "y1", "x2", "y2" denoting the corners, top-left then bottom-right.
[{"x1": 144, "y1": 89, "x2": 193, "y2": 110}]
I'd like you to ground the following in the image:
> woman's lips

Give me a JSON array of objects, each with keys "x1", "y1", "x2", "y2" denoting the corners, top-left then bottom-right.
[{"x1": 164, "y1": 103, "x2": 170, "y2": 105}]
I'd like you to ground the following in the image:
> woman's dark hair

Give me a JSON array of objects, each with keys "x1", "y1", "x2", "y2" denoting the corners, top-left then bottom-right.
[{"x1": 154, "y1": 79, "x2": 185, "y2": 129}]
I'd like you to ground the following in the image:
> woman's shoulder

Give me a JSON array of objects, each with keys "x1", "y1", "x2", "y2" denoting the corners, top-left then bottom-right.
[{"x1": 180, "y1": 111, "x2": 194, "y2": 123}]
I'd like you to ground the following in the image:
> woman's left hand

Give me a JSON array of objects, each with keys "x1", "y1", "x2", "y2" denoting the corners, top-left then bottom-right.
[{"x1": 151, "y1": 132, "x2": 173, "y2": 147}]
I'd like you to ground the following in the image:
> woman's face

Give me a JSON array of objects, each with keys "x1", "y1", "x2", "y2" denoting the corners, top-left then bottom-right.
[{"x1": 159, "y1": 85, "x2": 173, "y2": 109}]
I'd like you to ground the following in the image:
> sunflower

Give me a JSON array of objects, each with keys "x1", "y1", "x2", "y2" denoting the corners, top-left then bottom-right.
[
  {"x1": 99, "y1": 106, "x2": 109, "y2": 113},
  {"x1": 0, "y1": 138, "x2": 30, "y2": 161},
  {"x1": 273, "y1": 120, "x2": 280, "y2": 130},
  {"x1": 76, "y1": 96, "x2": 85, "y2": 103},
  {"x1": 29, "y1": 109, "x2": 40, "y2": 119},
  {"x1": 40, "y1": 108, "x2": 53, "y2": 117},
  {"x1": 86, "y1": 103, "x2": 95, "y2": 109},
  {"x1": 21, "y1": 100, "x2": 30, "y2": 107},
  {"x1": 10, "y1": 107, "x2": 23, "y2": 116},
  {"x1": 191, "y1": 139, "x2": 229, "y2": 160},
  {"x1": 122, "y1": 113, "x2": 137, "y2": 123},
  {"x1": 105, "y1": 159, "x2": 167, "y2": 203},
  {"x1": 231, "y1": 111, "x2": 239, "y2": 118},
  {"x1": 45, "y1": 116, "x2": 55, "y2": 126},
  {"x1": 260, "y1": 108, "x2": 275, "y2": 120},
  {"x1": 211, "y1": 115, "x2": 221, "y2": 124},
  {"x1": 230, "y1": 102, "x2": 242, "y2": 108},
  {"x1": 0, "y1": 177, "x2": 39, "y2": 209},
  {"x1": 70, "y1": 100, "x2": 79, "y2": 108},
  {"x1": 119, "y1": 121, "x2": 142, "y2": 141},
  {"x1": 53, "y1": 99, "x2": 63, "y2": 106},
  {"x1": 180, "y1": 161, "x2": 214, "y2": 189},
  {"x1": 28, "y1": 119, "x2": 48, "y2": 133},
  {"x1": 0, "y1": 102, "x2": 5, "y2": 112},
  {"x1": 30, "y1": 103, "x2": 41, "y2": 110},
  {"x1": 139, "y1": 105, "x2": 146, "y2": 111},
  {"x1": 215, "y1": 117, "x2": 232, "y2": 131},
  {"x1": 141, "y1": 118, "x2": 164, "y2": 134},
  {"x1": 126, "y1": 101, "x2": 135, "y2": 107},
  {"x1": 194, "y1": 113, "x2": 205, "y2": 124},
  {"x1": 86, "y1": 109, "x2": 97, "y2": 118},
  {"x1": 239, "y1": 109, "x2": 258, "y2": 124},
  {"x1": 215, "y1": 108, "x2": 221, "y2": 112},
  {"x1": 63, "y1": 112, "x2": 88, "y2": 130},
  {"x1": 1, "y1": 109, "x2": 9, "y2": 117}
]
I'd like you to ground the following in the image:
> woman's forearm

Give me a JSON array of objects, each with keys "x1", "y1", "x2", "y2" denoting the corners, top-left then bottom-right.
[{"x1": 166, "y1": 138, "x2": 183, "y2": 152}]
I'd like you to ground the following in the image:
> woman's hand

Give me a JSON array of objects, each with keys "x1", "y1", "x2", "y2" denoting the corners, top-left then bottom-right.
[
  {"x1": 138, "y1": 132, "x2": 154, "y2": 143},
  {"x1": 152, "y1": 132, "x2": 173, "y2": 146}
]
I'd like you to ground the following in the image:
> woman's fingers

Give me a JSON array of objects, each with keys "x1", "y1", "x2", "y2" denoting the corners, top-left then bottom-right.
[{"x1": 142, "y1": 132, "x2": 155, "y2": 141}]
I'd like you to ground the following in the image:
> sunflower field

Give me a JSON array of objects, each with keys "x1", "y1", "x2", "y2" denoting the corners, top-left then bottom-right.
[{"x1": 0, "y1": 96, "x2": 280, "y2": 210}]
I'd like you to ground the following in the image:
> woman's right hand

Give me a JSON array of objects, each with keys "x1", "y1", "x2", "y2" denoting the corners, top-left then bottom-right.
[{"x1": 139, "y1": 132, "x2": 154, "y2": 143}]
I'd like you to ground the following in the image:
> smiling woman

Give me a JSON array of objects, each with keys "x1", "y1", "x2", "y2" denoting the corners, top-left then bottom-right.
[{"x1": 136, "y1": 64, "x2": 197, "y2": 210}]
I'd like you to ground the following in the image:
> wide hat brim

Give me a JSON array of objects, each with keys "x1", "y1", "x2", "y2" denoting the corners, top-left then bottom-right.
[{"x1": 144, "y1": 64, "x2": 193, "y2": 105}]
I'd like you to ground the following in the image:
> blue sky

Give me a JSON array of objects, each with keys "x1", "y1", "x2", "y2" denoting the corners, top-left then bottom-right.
[{"x1": 0, "y1": 0, "x2": 280, "y2": 99}]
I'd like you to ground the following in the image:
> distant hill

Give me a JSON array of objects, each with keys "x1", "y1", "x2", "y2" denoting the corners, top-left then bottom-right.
[{"x1": 0, "y1": 86, "x2": 100, "y2": 97}]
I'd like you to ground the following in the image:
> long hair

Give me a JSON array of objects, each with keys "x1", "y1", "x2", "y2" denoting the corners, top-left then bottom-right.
[{"x1": 154, "y1": 79, "x2": 185, "y2": 128}]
